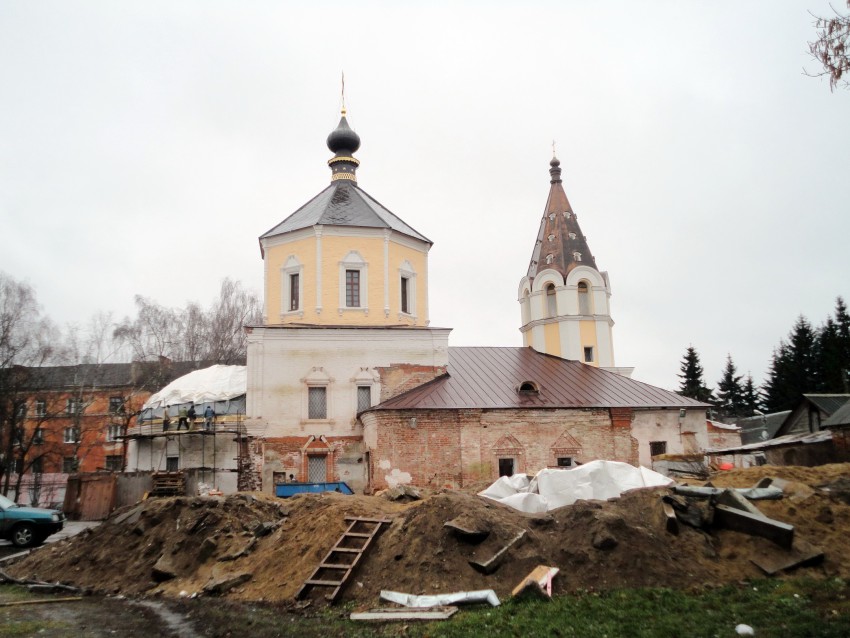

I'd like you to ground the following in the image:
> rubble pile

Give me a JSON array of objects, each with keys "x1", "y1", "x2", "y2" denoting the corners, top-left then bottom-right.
[{"x1": 8, "y1": 464, "x2": 850, "y2": 604}]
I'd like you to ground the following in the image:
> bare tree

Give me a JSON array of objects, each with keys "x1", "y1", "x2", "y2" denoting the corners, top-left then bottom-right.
[
  {"x1": 808, "y1": 1, "x2": 850, "y2": 91},
  {"x1": 113, "y1": 278, "x2": 261, "y2": 364},
  {"x1": 0, "y1": 273, "x2": 61, "y2": 496}
]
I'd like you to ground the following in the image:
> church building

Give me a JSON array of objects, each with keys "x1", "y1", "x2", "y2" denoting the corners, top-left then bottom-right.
[{"x1": 245, "y1": 108, "x2": 709, "y2": 494}]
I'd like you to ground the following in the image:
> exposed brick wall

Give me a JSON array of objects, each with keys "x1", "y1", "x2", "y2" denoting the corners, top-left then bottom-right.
[
  {"x1": 376, "y1": 364, "x2": 446, "y2": 402},
  {"x1": 262, "y1": 435, "x2": 365, "y2": 492},
  {"x1": 706, "y1": 424, "x2": 742, "y2": 450},
  {"x1": 362, "y1": 407, "x2": 639, "y2": 491}
]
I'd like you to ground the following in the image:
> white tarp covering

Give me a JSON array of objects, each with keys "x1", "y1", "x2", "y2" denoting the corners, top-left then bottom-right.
[
  {"x1": 479, "y1": 460, "x2": 674, "y2": 514},
  {"x1": 143, "y1": 365, "x2": 247, "y2": 409}
]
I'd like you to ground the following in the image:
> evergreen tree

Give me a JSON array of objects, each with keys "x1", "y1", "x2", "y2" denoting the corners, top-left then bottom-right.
[
  {"x1": 741, "y1": 374, "x2": 761, "y2": 416},
  {"x1": 715, "y1": 354, "x2": 745, "y2": 419},
  {"x1": 677, "y1": 346, "x2": 713, "y2": 402},
  {"x1": 816, "y1": 316, "x2": 845, "y2": 392},
  {"x1": 763, "y1": 316, "x2": 819, "y2": 412}
]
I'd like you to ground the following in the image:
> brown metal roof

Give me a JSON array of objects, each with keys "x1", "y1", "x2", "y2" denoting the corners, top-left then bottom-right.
[{"x1": 368, "y1": 347, "x2": 708, "y2": 411}]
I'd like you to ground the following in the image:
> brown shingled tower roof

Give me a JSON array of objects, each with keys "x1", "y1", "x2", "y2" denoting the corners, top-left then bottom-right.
[{"x1": 526, "y1": 155, "x2": 598, "y2": 279}]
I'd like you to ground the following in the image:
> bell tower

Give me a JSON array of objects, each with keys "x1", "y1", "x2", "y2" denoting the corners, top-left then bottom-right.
[{"x1": 518, "y1": 153, "x2": 630, "y2": 376}]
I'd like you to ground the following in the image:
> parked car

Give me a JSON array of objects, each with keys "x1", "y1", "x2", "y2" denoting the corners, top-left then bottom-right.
[{"x1": 0, "y1": 493, "x2": 65, "y2": 547}]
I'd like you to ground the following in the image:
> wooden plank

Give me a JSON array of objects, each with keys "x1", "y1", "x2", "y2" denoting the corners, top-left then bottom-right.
[
  {"x1": 350, "y1": 606, "x2": 458, "y2": 621},
  {"x1": 751, "y1": 538, "x2": 825, "y2": 575},
  {"x1": 305, "y1": 579, "x2": 344, "y2": 587}
]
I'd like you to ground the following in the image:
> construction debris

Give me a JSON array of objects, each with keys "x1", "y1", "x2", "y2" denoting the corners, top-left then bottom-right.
[
  {"x1": 511, "y1": 565, "x2": 559, "y2": 599},
  {"x1": 350, "y1": 606, "x2": 458, "y2": 621},
  {"x1": 5, "y1": 463, "x2": 850, "y2": 605},
  {"x1": 469, "y1": 530, "x2": 526, "y2": 574},
  {"x1": 380, "y1": 589, "x2": 501, "y2": 608}
]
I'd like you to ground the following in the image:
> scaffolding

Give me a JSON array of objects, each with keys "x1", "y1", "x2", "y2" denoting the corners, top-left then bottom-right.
[{"x1": 123, "y1": 415, "x2": 250, "y2": 492}]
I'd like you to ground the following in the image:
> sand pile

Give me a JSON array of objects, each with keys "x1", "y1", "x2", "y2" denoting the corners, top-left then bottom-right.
[{"x1": 8, "y1": 464, "x2": 850, "y2": 604}]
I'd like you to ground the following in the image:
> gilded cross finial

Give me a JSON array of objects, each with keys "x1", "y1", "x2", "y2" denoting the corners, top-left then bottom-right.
[
  {"x1": 341, "y1": 71, "x2": 347, "y2": 116},
  {"x1": 552, "y1": 140, "x2": 557, "y2": 158}
]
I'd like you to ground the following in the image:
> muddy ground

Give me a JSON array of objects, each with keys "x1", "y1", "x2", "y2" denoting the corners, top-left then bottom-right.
[{"x1": 6, "y1": 464, "x2": 850, "y2": 608}]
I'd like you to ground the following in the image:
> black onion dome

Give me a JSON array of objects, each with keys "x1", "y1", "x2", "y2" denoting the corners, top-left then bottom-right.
[
  {"x1": 549, "y1": 154, "x2": 562, "y2": 183},
  {"x1": 327, "y1": 115, "x2": 361, "y2": 154}
]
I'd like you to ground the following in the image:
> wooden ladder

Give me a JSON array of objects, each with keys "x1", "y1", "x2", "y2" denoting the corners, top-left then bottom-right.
[{"x1": 296, "y1": 517, "x2": 391, "y2": 604}]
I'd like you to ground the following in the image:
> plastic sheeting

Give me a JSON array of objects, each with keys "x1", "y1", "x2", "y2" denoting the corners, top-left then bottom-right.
[
  {"x1": 143, "y1": 365, "x2": 247, "y2": 409},
  {"x1": 478, "y1": 460, "x2": 674, "y2": 513}
]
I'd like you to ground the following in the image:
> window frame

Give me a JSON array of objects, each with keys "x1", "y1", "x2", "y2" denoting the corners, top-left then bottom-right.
[
  {"x1": 345, "y1": 269, "x2": 361, "y2": 308},
  {"x1": 338, "y1": 251, "x2": 368, "y2": 313},
  {"x1": 108, "y1": 397, "x2": 124, "y2": 414},
  {"x1": 35, "y1": 399, "x2": 46, "y2": 418},
  {"x1": 105, "y1": 455, "x2": 123, "y2": 472},
  {"x1": 66, "y1": 398, "x2": 84, "y2": 416},
  {"x1": 106, "y1": 424, "x2": 123, "y2": 442},
  {"x1": 308, "y1": 386, "x2": 328, "y2": 420},
  {"x1": 649, "y1": 441, "x2": 668, "y2": 457},
  {"x1": 63, "y1": 426, "x2": 80, "y2": 444},
  {"x1": 356, "y1": 385, "x2": 372, "y2": 413},
  {"x1": 281, "y1": 255, "x2": 304, "y2": 316},
  {"x1": 583, "y1": 346, "x2": 594, "y2": 363},
  {"x1": 397, "y1": 260, "x2": 417, "y2": 318},
  {"x1": 62, "y1": 456, "x2": 78, "y2": 473}
]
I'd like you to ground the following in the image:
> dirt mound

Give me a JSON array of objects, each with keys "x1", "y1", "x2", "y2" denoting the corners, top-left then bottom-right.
[{"x1": 9, "y1": 464, "x2": 850, "y2": 603}]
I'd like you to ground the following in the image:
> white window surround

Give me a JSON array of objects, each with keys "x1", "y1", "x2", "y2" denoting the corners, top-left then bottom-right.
[
  {"x1": 351, "y1": 367, "x2": 379, "y2": 418},
  {"x1": 302, "y1": 367, "x2": 333, "y2": 425},
  {"x1": 338, "y1": 251, "x2": 368, "y2": 314},
  {"x1": 397, "y1": 260, "x2": 417, "y2": 319},
  {"x1": 280, "y1": 255, "x2": 304, "y2": 317}
]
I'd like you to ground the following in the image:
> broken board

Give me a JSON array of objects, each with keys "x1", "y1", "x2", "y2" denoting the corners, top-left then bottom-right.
[{"x1": 350, "y1": 606, "x2": 458, "y2": 621}]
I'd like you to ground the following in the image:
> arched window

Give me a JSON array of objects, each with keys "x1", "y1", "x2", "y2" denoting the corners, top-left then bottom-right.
[
  {"x1": 546, "y1": 284, "x2": 557, "y2": 317},
  {"x1": 578, "y1": 281, "x2": 591, "y2": 315}
]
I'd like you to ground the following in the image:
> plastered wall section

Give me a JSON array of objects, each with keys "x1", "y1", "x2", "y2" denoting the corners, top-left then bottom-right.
[
  {"x1": 263, "y1": 229, "x2": 429, "y2": 326},
  {"x1": 245, "y1": 326, "x2": 450, "y2": 440},
  {"x1": 361, "y1": 408, "x2": 640, "y2": 490},
  {"x1": 630, "y1": 409, "x2": 709, "y2": 466}
]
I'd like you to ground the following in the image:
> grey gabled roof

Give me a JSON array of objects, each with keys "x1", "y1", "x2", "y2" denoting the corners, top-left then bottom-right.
[
  {"x1": 260, "y1": 181, "x2": 431, "y2": 246},
  {"x1": 803, "y1": 394, "x2": 850, "y2": 415},
  {"x1": 823, "y1": 399, "x2": 850, "y2": 428},
  {"x1": 367, "y1": 347, "x2": 708, "y2": 411}
]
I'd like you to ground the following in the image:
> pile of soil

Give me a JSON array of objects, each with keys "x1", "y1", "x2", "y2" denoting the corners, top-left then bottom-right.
[{"x1": 9, "y1": 464, "x2": 850, "y2": 604}]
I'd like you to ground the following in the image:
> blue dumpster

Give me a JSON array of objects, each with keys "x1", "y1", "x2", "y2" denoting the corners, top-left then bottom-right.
[{"x1": 275, "y1": 482, "x2": 354, "y2": 497}]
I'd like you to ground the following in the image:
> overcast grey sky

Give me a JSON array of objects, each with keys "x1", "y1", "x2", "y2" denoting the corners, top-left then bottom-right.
[{"x1": 1, "y1": 1, "x2": 848, "y2": 392}]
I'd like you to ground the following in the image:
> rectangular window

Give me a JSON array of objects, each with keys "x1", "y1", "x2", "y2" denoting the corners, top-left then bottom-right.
[
  {"x1": 308, "y1": 387, "x2": 327, "y2": 419},
  {"x1": 106, "y1": 424, "x2": 123, "y2": 442},
  {"x1": 14, "y1": 458, "x2": 23, "y2": 474},
  {"x1": 400, "y1": 277, "x2": 409, "y2": 314},
  {"x1": 33, "y1": 428, "x2": 44, "y2": 445},
  {"x1": 289, "y1": 273, "x2": 300, "y2": 311},
  {"x1": 345, "y1": 269, "x2": 360, "y2": 307},
  {"x1": 109, "y1": 397, "x2": 124, "y2": 414},
  {"x1": 557, "y1": 457, "x2": 573, "y2": 467},
  {"x1": 357, "y1": 386, "x2": 372, "y2": 413},
  {"x1": 32, "y1": 457, "x2": 43, "y2": 474},
  {"x1": 105, "y1": 455, "x2": 123, "y2": 472},
  {"x1": 66, "y1": 398, "x2": 84, "y2": 415},
  {"x1": 583, "y1": 347, "x2": 594, "y2": 363},
  {"x1": 166, "y1": 456, "x2": 179, "y2": 472},
  {"x1": 63, "y1": 427, "x2": 80, "y2": 444},
  {"x1": 307, "y1": 455, "x2": 327, "y2": 482},
  {"x1": 63, "y1": 456, "x2": 78, "y2": 473},
  {"x1": 35, "y1": 399, "x2": 46, "y2": 417},
  {"x1": 498, "y1": 458, "x2": 515, "y2": 477},
  {"x1": 649, "y1": 441, "x2": 668, "y2": 457},
  {"x1": 15, "y1": 402, "x2": 27, "y2": 419}
]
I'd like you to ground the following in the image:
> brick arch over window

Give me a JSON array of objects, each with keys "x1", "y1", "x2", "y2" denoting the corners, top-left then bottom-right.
[
  {"x1": 550, "y1": 430, "x2": 583, "y2": 467},
  {"x1": 300, "y1": 435, "x2": 333, "y2": 482},
  {"x1": 491, "y1": 433, "x2": 525, "y2": 478}
]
